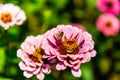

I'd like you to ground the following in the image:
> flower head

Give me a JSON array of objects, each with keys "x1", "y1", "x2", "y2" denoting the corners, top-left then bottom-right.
[
  {"x1": 43, "y1": 25, "x2": 96, "y2": 77},
  {"x1": 96, "y1": 13, "x2": 119, "y2": 36},
  {"x1": 96, "y1": 0, "x2": 119, "y2": 15},
  {"x1": 17, "y1": 35, "x2": 51, "y2": 80},
  {"x1": 0, "y1": 3, "x2": 26, "y2": 30}
]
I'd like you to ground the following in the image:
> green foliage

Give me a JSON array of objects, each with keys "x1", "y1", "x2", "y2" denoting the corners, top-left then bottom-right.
[{"x1": 0, "y1": 47, "x2": 6, "y2": 72}]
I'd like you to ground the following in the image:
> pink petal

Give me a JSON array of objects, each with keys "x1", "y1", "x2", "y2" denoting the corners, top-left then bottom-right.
[
  {"x1": 42, "y1": 64, "x2": 51, "y2": 74},
  {"x1": 19, "y1": 61, "x2": 26, "y2": 70},
  {"x1": 17, "y1": 49, "x2": 24, "y2": 58},
  {"x1": 69, "y1": 59, "x2": 80, "y2": 65},
  {"x1": 56, "y1": 53, "x2": 65, "y2": 61},
  {"x1": 46, "y1": 29, "x2": 58, "y2": 47},
  {"x1": 73, "y1": 62, "x2": 81, "y2": 70},
  {"x1": 56, "y1": 25, "x2": 65, "y2": 31},
  {"x1": 21, "y1": 42, "x2": 35, "y2": 55},
  {"x1": 62, "y1": 25, "x2": 73, "y2": 39},
  {"x1": 56, "y1": 62, "x2": 66, "y2": 70},
  {"x1": 35, "y1": 62, "x2": 43, "y2": 66},
  {"x1": 37, "y1": 72, "x2": 45, "y2": 80},
  {"x1": 34, "y1": 35, "x2": 43, "y2": 48},
  {"x1": 49, "y1": 58, "x2": 56, "y2": 63},
  {"x1": 15, "y1": 10, "x2": 26, "y2": 25},
  {"x1": 43, "y1": 46, "x2": 52, "y2": 55},
  {"x1": 23, "y1": 71, "x2": 33, "y2": 78},
  {"x1": 71, "y1": 27, "x2": 82, "y2": 39},
  {"x1": 91, "y1": 50, "x2": 97, "y2": 57},
  {"x1": 71, "y1": 69, "x2": 81, "y2": 77},
  {"x1": 80, "y1": 44, "x2": 90, "y2": 53},
  {"x1": 33, "y1": 67, "x2": 40, "y2": 75},
  {"x1": 25, "y1": 59, "x2": 36, "y2": 67},
  {"x1": 48, "y1": 56, "x2": 56, "y2": 60},
  {"x1": 17, "y1": 50, "x2": 29, "y2": 62},
  {"x1": 25, "y1": 66, "x2": 36, "y2": 72},
  {"x1": 67, "y1": 54, "x2": 82, "y2": 60},
  {"x1": 50, "y1": 48, "x2": 58, "y2": 56},
  {"x1": 83, "y1": 32, "x2": 92, "y2": 41},
  {"x1": 81, "y1": 52, "x2": 91, "y2": 63},
  {"x1": 64, "y1": 60, "x2": 72, "y2": 67},
  {"x1": 89, "y1": 41, "x2": 94, "y2": 50},
  {"x1": 77, "y1": 33, "x2": 84, "y2": 44}
]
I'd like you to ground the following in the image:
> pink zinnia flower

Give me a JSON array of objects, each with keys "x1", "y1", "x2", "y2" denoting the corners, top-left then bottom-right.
[
  {"x1": 43, "y1": 25, "x2": 96, "y2": 77},
  {"x1": 96, "y1": 0, "x2": 119, "y2": 15},
  {"x1": 17, "y1": 35, "x2": 51, "y2": 80},
  {"x1": 96, "y1": 13, "x2": 119, "y2": 36},
  {"x1": 0, "y1": 3, "x2": 26, "y2": 30}
]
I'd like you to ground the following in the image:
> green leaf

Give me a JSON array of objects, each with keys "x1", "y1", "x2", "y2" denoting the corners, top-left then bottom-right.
[
  {"x1": 49, "y1": 0, "x2": 68, "y2": 9},
  {"x1": 86, "y1": 0, "x2": 96, "y2": 8},
  {"x1": 81, "y1": 62, "x2": 94, "y2": 80},
  {"x1": 0, "y1": 47, "x2": 6, "y2": 72},
  {"x1": 0, "y1": 77, "x2": 12, "y2": 80}
]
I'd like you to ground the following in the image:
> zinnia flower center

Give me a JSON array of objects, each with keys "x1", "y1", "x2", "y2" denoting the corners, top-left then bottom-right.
[
  {"x1": 106, "y1": 21, "x2": 112, "y2": 27},
  {"x1": 31, "y1": 47, "x2": 44, "y2": 62},
  {"x1": 106, "y1": 2, "x2": 113, "y2": 8},
  {"x1": 61, "y1": 39, "x2": 78, "y2": 54},
  {"x1": 1, "y1": 12, "x2": 12, "y2": 23}
]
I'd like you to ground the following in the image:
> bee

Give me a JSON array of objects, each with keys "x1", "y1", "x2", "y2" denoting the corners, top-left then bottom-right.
[{"x1": 57, "y1": 32, "x2": 64, "y2": 40}]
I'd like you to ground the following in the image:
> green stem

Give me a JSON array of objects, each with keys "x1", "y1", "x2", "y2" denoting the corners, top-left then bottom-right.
[
  {"x1": 4, "y1": 30, "x2": 10, "y2": 76},
  {"x1": 4, "y1": 30, "x2": 9, "y2": 48}
]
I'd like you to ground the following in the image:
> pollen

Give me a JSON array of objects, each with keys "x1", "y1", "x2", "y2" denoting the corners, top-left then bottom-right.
[
  {"x1": 61, "y1": 39, "x2": 79, "y2": 54},
  {"x1": 31, "y1": 47, "x2": 45, "y2": 62},
  {"x1": 1, "y1": 12, "x2": 12, "y2": 23}
]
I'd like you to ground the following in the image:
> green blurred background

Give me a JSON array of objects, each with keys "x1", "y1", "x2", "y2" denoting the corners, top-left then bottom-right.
[{"x1": 0, "y1": 0, "x2": 120, "y2": 80}]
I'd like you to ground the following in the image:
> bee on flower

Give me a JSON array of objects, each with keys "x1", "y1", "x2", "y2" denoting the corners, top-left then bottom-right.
[{"x1": 42, "y1": 25, "x2": 96, "y2": 77}]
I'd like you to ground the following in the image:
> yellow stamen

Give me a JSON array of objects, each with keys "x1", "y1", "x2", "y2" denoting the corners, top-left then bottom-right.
[
  {"x1": 61, "y1": 39, "x2": 79, "y2": 54},
  {"x1": 32, "y1": 47, "x2": 44, "y2": 62},
  {"x1": 1, "y1": 12, "x2": 12, "y2": 23}
]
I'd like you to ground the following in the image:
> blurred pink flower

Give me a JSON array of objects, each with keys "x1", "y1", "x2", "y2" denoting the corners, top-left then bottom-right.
[
  {"x1": 119, "y1": 1, "x2": 120, "y2": 14},
  {"x1": 96, "y1": 13, "x2": 119, "y2": 36},
  {"x1": 43, "y1": 25, "x2": 96, "y2": 77},
  {"x1": 17, "y1": 35, "x2": 51, "y2": 80},
  {"x1": 96, "y1": 0, "x2": 119, "y2": 15},
  {"x1": 0, "y1": 3, "x2": 26, "y2": 30}
]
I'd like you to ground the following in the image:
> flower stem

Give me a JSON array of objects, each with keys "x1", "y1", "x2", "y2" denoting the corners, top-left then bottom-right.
[{"x1": 4, "y1": 30, "x2": 10, "y2": 76}]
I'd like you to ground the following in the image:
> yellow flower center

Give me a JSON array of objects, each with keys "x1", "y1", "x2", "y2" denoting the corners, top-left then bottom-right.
[
  {"x1": 31, "y1": 47, "x2": 44, "y2": 62},
  {"x1": 1, "y1": 12, "x2": 12, "y2": 23},
  {"x1": 61, "y1": 39, "x2": 79, "y2": 54}
]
